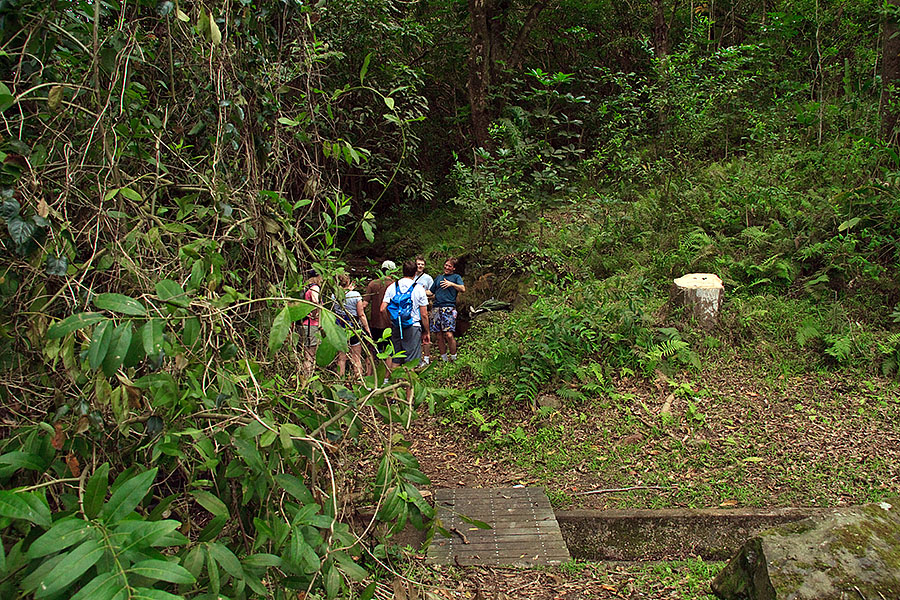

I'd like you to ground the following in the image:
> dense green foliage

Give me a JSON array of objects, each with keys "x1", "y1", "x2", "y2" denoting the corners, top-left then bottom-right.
[{"x1": 2, "y1": 0, "x2": 900, "y2": 597}]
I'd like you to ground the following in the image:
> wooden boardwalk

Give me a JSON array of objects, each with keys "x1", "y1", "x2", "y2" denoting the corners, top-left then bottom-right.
[{"x1": 427, "y1": 487, "x2": 571, "y2": 567}]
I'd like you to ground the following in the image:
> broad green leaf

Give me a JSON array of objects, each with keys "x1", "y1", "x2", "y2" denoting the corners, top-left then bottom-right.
[
  {"x1": 208, "y1": 542, "x2": 243, "y2": 578},
  {"x1": 20, "y1": 554, "x2": 65, "y2": 594},
  {"x1": 0, "y1": 490, "x2": 51, "y2": 527},
  {"x1": 83, "y1": 462, "x2": 109, "y2": 519},
  {"x1": 209, "y1": 13, "x2": 222, "y2": 45},
  {"x1": 384, "y1": 96, "x2": 395, "y2": 110},
  {"x1": 122, "y1": 325, "x2": 145, "y2": 367},
  {"x1": 232, "y1": 437, "x2": 264, "y2": 473},
  {"x1": 316, "y1": 333, "x2": 340, "y2": 367},
  {"x1": 362, "y1": 220, "x2": 374, "y2": 243},
  {"x1": 132, "y1": 588, "x2": 184, "y2": 600},
  {"x1": 101, "y1": 467, "x2": 157, "y2": 523},
  {"x1": 274, "y1": 474, "x2": 314, "y2": 505},
  {"x1": 207, "y1": 547, "x2": 220, "y2": 594},
  {"x1": 27, "y1": 517, "x2": 92, "y2": 558},
  {"x1": 281, "y1": 423, "x2": 306, "y2": 438},
  {"x1": 183, "y1": 546, "x2": 205, "y2": 578},
  {"x1": 245, "y1": 574, "x2": 268, "y2": 596},
  {"x1": 34, "y1": 539, "x2": 104, "y2": 598},
  {"x1": 197, "y1": 515, "x2": 227, "y2": 542},
  {"x1": 359, "y1": 52, "x2": 372, "y2": 84},
  {"x1": 0, "y1": 451, "x2": 47, "y2": 472},
  {"x1": 319, "y1": 309, "x2": 347, "y2": 353},
  {"x1": 102, "y1": 323, "x2": 133, "y2": 377},
  {"x1": 103, "y1": 189, "x2": 120, "y2": 202},
  {"x1": 47, "y1": 312, "x2": 106, "y2": 338},
  {"x1": 277, "y1": 116, "x2": 299, "y2": 126},
  {"x1": 242, "y1": 553, "x2": 282, "y2": 569},
  {"x1": 93, "y1": 293, "x2": 146, "y2": 316},
  {"x1": 190, "y1": 490, "x2": 229, "y2": 518},
  {"x1": 324, "y1": 562, "x2": 340, "y2": 600},
  {"x1": 334, "y1": 550, "x2": 368, "y2": 581},
  {"x1": 360, "y1": 581, "x2": 377, "y2": 600},
  {"x1": 8, "y1": 216, "x2": 36, "y2": 244},
  {"x1": 0, "y1": 81, "x2": 13, "y2": 112},
  {"x1": 118, "y1": 188, "x2": 143, "y2": 203},
  {"x1": 0, "y1": 531, "x2": 5, "y2": 573},
  {"x1": 293, "y1": 530, "x2": 320, "y2": 574},
  {"x1": 129, "y1": 559, "x2": 196, "y2": 584},
  {"x1": 69, "y1": 571, "x2": 126, "y2": 600},
  {"x1": 117, "y1": 520, "x2": 181, "y2": 551},
  {"x1": 288, "y1": 303, "x2": 314, "y2": 322},
  {"x1": 183, "y1": 316, "x2": 200, "y2": 348},
  {"x1": 88, "y1": 320, "x2": 113, "y2": 370},
  {"x1": 147, "y1": 492, "x2": 177, "y2": 521},
  {"x1": 155, "y1": 279, "x2": 190, "y2": 308},
  {"x1": 175, "y1": 8, "x2": 189, "y2": 21},
  {"x1": 268, "y1": 306, "x2": 292, "y2": 354}
]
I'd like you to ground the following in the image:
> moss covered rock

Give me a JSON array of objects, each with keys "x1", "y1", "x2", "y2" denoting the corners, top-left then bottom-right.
[{"x1": 711, "y1": 499, "x2": 900, "y2": 599}]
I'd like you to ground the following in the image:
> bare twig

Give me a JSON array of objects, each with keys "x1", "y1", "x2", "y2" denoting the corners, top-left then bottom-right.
[{"x1": 572, "y1": 485, "x2": 672, "y2": 497}]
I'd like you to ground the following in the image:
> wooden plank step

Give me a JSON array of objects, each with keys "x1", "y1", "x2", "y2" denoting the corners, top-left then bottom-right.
[{"x1": 426, "y1": 487, "x2": 571, "y2": 567}]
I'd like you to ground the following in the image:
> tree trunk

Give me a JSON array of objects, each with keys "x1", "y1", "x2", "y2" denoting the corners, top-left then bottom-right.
[
  {"x1": 468, "y1": 0, "x2": 492, "y2": 149},
  {"x1": 652, "y1": 0, "x2": 669, "y2": 58},
  {"x1": 882, "y1": 20, "x2": 900, "y2": 144},
  {"x1": 506, "y1": 0, "x2": 549, "y2": 70}
]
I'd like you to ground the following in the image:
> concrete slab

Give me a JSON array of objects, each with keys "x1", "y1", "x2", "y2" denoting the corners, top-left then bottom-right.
[{"x1": 557, "y1": 507, "x2": 818, "y2": 561}]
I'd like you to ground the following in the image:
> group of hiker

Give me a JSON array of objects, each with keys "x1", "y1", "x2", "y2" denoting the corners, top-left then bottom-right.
[{"x1": 297, "y1": 256, "x2": 465, "y2": 380}]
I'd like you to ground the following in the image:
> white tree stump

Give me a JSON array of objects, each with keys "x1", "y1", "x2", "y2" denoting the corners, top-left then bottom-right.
[{"x1": 670, "y1": 273, "x2": 724, "y2": 330}]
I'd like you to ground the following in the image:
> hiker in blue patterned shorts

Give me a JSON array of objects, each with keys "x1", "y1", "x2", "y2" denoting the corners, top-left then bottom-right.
[{"x1": 430, "y1": 257, "x2": 466, "y2": 361}]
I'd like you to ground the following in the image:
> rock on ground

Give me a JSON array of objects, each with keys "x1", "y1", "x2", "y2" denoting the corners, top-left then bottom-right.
[{"x1": 711, "y1": 499, "x2": 900, "y2": 599}]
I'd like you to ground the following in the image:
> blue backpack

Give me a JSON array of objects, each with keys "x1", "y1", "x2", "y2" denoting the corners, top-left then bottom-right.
[{"x1": 386, "y1": 276, "x2": 421, "y2": 337}]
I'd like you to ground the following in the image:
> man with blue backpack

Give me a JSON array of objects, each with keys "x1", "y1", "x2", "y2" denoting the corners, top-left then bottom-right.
[{"x1": 380, "y1": 260, "x2": 430, "y2": 370}]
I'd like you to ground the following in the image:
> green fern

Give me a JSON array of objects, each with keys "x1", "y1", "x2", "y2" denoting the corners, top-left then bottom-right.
[
  {"x1": 796, "y1": 318, "x2": 821, "y2": 348},
  {"x1": 824, "y1": 334, "x2": 853, "y2": 362},
  {"x1": 879, "y1": 333, "x2": 900, "y2": 376},
  {"x1": 556, "y1": 386, "x2": 586, "y2": 403}
]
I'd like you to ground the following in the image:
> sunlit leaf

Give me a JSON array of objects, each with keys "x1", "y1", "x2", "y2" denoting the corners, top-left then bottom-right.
[
  {"x1": 209, "y1": 13, "x2": 222, "y2": 45},
  {"x1": 360, "y1": 52, "x2": 372, "y2": 84},
  {"x1": 47, "y1": 85, "x2": 63, "y2": 111}
]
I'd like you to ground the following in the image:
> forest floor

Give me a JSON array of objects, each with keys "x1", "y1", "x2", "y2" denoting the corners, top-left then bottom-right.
[{"x1": 363, "y1": 356, "x2": 900, "y2": 599}]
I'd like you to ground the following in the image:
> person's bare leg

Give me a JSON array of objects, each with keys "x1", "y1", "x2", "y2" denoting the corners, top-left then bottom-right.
[
  {"x1": 350, "y1": 345, "x2": 363, "y2": 379},
  {"x1": 436, "y1": 332, "x2": 447, "y2": 356},
  {"x1": 447, "y1": 332, "x2": 457, "y2": 355},
  {"x1": 303, "y1": 346, "x2": 316, "y2": 378},
  {"x1": 339, "y1": 353, "x2": 349, "y2": 377}
]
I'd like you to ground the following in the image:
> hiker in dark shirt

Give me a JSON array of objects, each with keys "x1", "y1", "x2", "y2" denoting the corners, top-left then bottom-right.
[{"x1": 430, "y1": 257, "x2": 465, "y2": 361}]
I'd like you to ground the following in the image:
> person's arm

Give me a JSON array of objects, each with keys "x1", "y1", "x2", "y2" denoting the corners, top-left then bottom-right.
[
  {"x1": 379, "y1": 301, "x2": 388, "y2": 322},
  {"x1": 357, "y1": 300, "x2": 370, "y2": 334},
  {"x1": 419, "y1": 305, "x2": 430, "y2": 343},
  {"x1": 439, "y1": 276, "x2": 465, "y2": 293}
]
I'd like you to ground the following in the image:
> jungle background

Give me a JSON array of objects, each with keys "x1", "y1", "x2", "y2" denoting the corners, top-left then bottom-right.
[{"x1": 1, "y1": 0, "x2": 899, "y2": 598}]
